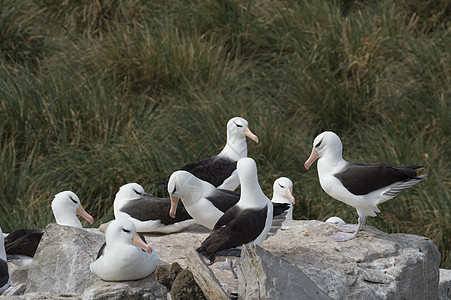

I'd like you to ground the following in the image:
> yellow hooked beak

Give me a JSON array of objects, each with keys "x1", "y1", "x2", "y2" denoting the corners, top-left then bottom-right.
[
  {"x1": 169, "y1": 195, "x2": 180, "y2": 218},
  {"x1": 244, "y1": 126, "x2": 259, "y2": 143},
  {"x1": 285, "y1": 188, "x2": 295, "y2": 204},
  {"x1": 76, "y1": 205, "x2": 94, "y2": 225},
  {"x1": 304, "y1": 148, "x2": 319, "y2": 170},
  {"x1": 132, "y1": 232, "x2": 152, "y2": 254}
]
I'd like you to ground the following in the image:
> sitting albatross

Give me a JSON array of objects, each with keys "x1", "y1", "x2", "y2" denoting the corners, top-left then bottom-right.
[
  {"x1": 5, "y1": 191, "x2": 94, "y2": 264},
  {"x1": 304, "y1": 131, "x2": 426, "y2": 241},
  {"x1": 90, "y1": 219, "x2": 159, "y2": 281}
]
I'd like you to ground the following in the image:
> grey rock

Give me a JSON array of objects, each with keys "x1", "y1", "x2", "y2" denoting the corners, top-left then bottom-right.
[
  {"x1": 25, "y1": 223, "x2": 105, "y2": 294},
  {"x1": 439, "y1": 269, "x2": 451, "y2": 300},
  {"x1": 186, "y1": 248, "x2": 229, "y2": 300},
  {"x1": 171, "y1": 268, "x2": 206, "y2": 300},
  {"x1": 237, "y1": 244, "x2": 332, "y2": 300},
  {"x1": 82, "y1": 275, "x2": 168, "y2": 300},
  {"x1": 263, "y1": 220, "x2": 441, "y2": 300},
  {"x1": 2, "y1": 283, "x2": 26, "y2": 296}
]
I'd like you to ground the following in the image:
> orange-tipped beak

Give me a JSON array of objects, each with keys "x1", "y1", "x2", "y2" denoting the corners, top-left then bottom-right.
[
  {"x1": 133, "y1": 232, "x2": 152, "y2": 254},
  {"x1": 76, "y1": 205, "x2": 94, "y2": 225},
  {"x1": 304, "y1": 148, "x2": 319, "y2": 170},
  {"x1": 244, "y1": 126, "x2": 259, "y2": 143},
  {"x1": 169, "y1": 195, "x2": 180, "y2": 218},
  {"x1": 285, "y1": 189, "x2": 295, "y2": 204}
]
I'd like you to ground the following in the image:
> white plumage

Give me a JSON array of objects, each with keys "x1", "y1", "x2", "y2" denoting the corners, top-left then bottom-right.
[{"x1": 90, "y1": 219, "x2": 159, "y2": 281}]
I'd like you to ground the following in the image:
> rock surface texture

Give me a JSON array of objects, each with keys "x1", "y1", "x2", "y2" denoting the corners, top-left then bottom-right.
[
  {"x1": 440, "y1": 269, "x2": 451, "y2": 300},
  {"x1": 25, "y1": 224, "x2": 105, "y2": 294},
  {"x1": 237, "y1": 244, "x2": 332, "y2": 300},
  {"x1": 262, "y1": 220, "x2": 441, "y2": 300},
  {"x1": 2, "y1": 220, "x2": 443, "y2": 300}
]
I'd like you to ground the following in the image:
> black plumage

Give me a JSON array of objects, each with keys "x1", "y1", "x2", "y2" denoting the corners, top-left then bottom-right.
[
  {"x1": 205, "y1": 189, "x2": 240, "y2": 212},
  {"x1": 156, "y1": 156, "x2": 237, "y2": 189},
  {"x1": 120, "y1": 194, "x2": 193, "y2": 225},
  {"x1": 197, "y1": 205, "x2": 268, "y2": 262},
  {"x1": 4, "y1": 229, "x2": 45, "y2": 258},
  {"x1": 0, "y1": 259, "x2": 8, "y2": 291},
  {"x1": 334, "y1": 163, "x2": 424, "y2": 195}
]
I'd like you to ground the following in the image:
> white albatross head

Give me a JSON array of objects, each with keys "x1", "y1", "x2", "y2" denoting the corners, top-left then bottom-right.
[
  {"x1": 105, "y1": 219, "x2": 152, "y2": 253},
  {"x1": 167, "y1": 170, "x2": 204, "y2": 218},
  {"x1": 304, "y1": 131, "x2": 343, "y2": 170},
  {"x1": 51, "y1": 191, "x2": 94, "y2": 228},
  {"x1": 226, "y1": 117, "x2": 259, "y2": 144},
  {"x1": 271, "y1": 177, "x2": 295, "y2": 204}
]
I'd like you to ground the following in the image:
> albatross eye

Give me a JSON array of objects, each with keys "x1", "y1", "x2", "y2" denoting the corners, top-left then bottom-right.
[
  {"x1": 70, "y1": 197, "x2": 78, "y2": 204},
  {"x1": 278, "y1": 183, "x2": 285, "y2": 189},
  {"x1": 233, "y1": 122, "x2": 243, "y2": 128},
  {"x1": 315, "y1": 139, "x2": 323, "y2": 148},
  {"x1": 133, "y1": 189, "x2": 142, "y2": 195},
  {"x1": 171, "y1": 185, "x2": 176, "y2": 194},
  {"x1": 122, "y1": 228, "x2": 130, "y2": 233}
]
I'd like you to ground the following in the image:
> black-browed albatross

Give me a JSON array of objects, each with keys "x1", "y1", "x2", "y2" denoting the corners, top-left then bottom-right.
[
  {"x1": 156, "y1": 117, "x2": 259, "y2": 191},
  {"x1": 271, "y1": 177, "x2": 296, "y2": 221},
  {"x1": 90, "y1": 218, "x2": 159, "y2": 281},
  {"x1": 196, "y1": 157, "x2": 288, "y2": 275},
  {"x1": 304, "y1": 131, "x2": 426, "y2": 241},
  {"x1": 5, "y1": 191, "x2": 94, "y2": 264}
]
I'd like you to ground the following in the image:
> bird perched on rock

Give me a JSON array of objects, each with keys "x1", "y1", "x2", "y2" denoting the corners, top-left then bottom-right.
[
  {"x1": 304, "y1": 131, "x2": 426, "y2": 241},
  {"x1": 90, "y1": 219, "x2": 159, "y2": 281},
  {"x1": 156, "y1": 117, "x2": 259, "y2": 191},
  {"x1": 197, "y1": 158, "x2": 289, "y2": 277}
]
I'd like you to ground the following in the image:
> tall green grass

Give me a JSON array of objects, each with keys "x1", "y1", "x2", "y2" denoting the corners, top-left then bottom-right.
[{"x1": 0, "y1": 0, "x2": 449, "y2": 267}]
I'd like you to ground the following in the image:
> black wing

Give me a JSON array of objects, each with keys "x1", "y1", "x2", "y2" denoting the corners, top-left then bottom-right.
[
  {"x1": 181, "y1": 155, "x2": 237, "y2": 188},
  {"x1": 96, "y1": 242, "x2": 107, "y2": 260},
  {"x1": 269, "y1": 203, "x2": 290, "y2": 236},
  {"x1": 0, "y1": 259, "x2": 9, "y2": 289},
  {"x1": 205, "y1": 189, "x2": 240, "y2": 213},
  {"x1": 334, "y1": 163, "x2": 423, "y2": 195},
  {"x1": 155, "y1": 155, "x2": 237, "y2": 189},
  {"x1": 120, "y1": 194, "x2": 193, "y2": 225},
  {"x1": 4, "y1": 229, "x2": 44, "y2": 257},
  {"x1": 197, "y1": 205, "x2": 268, "y2": 262}
]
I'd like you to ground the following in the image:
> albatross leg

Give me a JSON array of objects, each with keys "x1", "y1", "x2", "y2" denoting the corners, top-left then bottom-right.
[{"x1": 333, "y1": 215, "x2": 367, "y2": 242}]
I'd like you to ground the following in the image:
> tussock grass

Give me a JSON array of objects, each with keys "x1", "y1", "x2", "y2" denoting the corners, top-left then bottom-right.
[{"x1": 0, "y1": 0, "x2": 449, "y2": 268}]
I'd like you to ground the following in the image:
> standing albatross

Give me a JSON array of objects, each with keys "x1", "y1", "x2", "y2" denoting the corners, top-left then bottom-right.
[
  {"x1": 157, "y1": 117, "x2": 259, "y2": 191},
  {"x1": 304, "y1": 131, "x2": 426, "y2": 241},
  {"x1": 196, "y1": 158, "x2": 277, "y2": 266}
]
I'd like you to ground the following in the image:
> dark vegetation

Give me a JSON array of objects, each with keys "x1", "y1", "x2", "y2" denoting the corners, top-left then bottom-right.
[{"x1": 0, "y1": 0, "x2": 449, "y2": 267}]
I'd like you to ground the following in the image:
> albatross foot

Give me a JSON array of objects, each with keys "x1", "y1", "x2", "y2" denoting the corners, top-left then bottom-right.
[
  {"x1": 216, "y1": 262, "x2": 232, "y2": 270},
  {"x1": 338, "y1": 224, "x2": 358, "y2": 233},
  {"x1": 333, "y1": 232, "x2": 357, "y2": 242}
]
